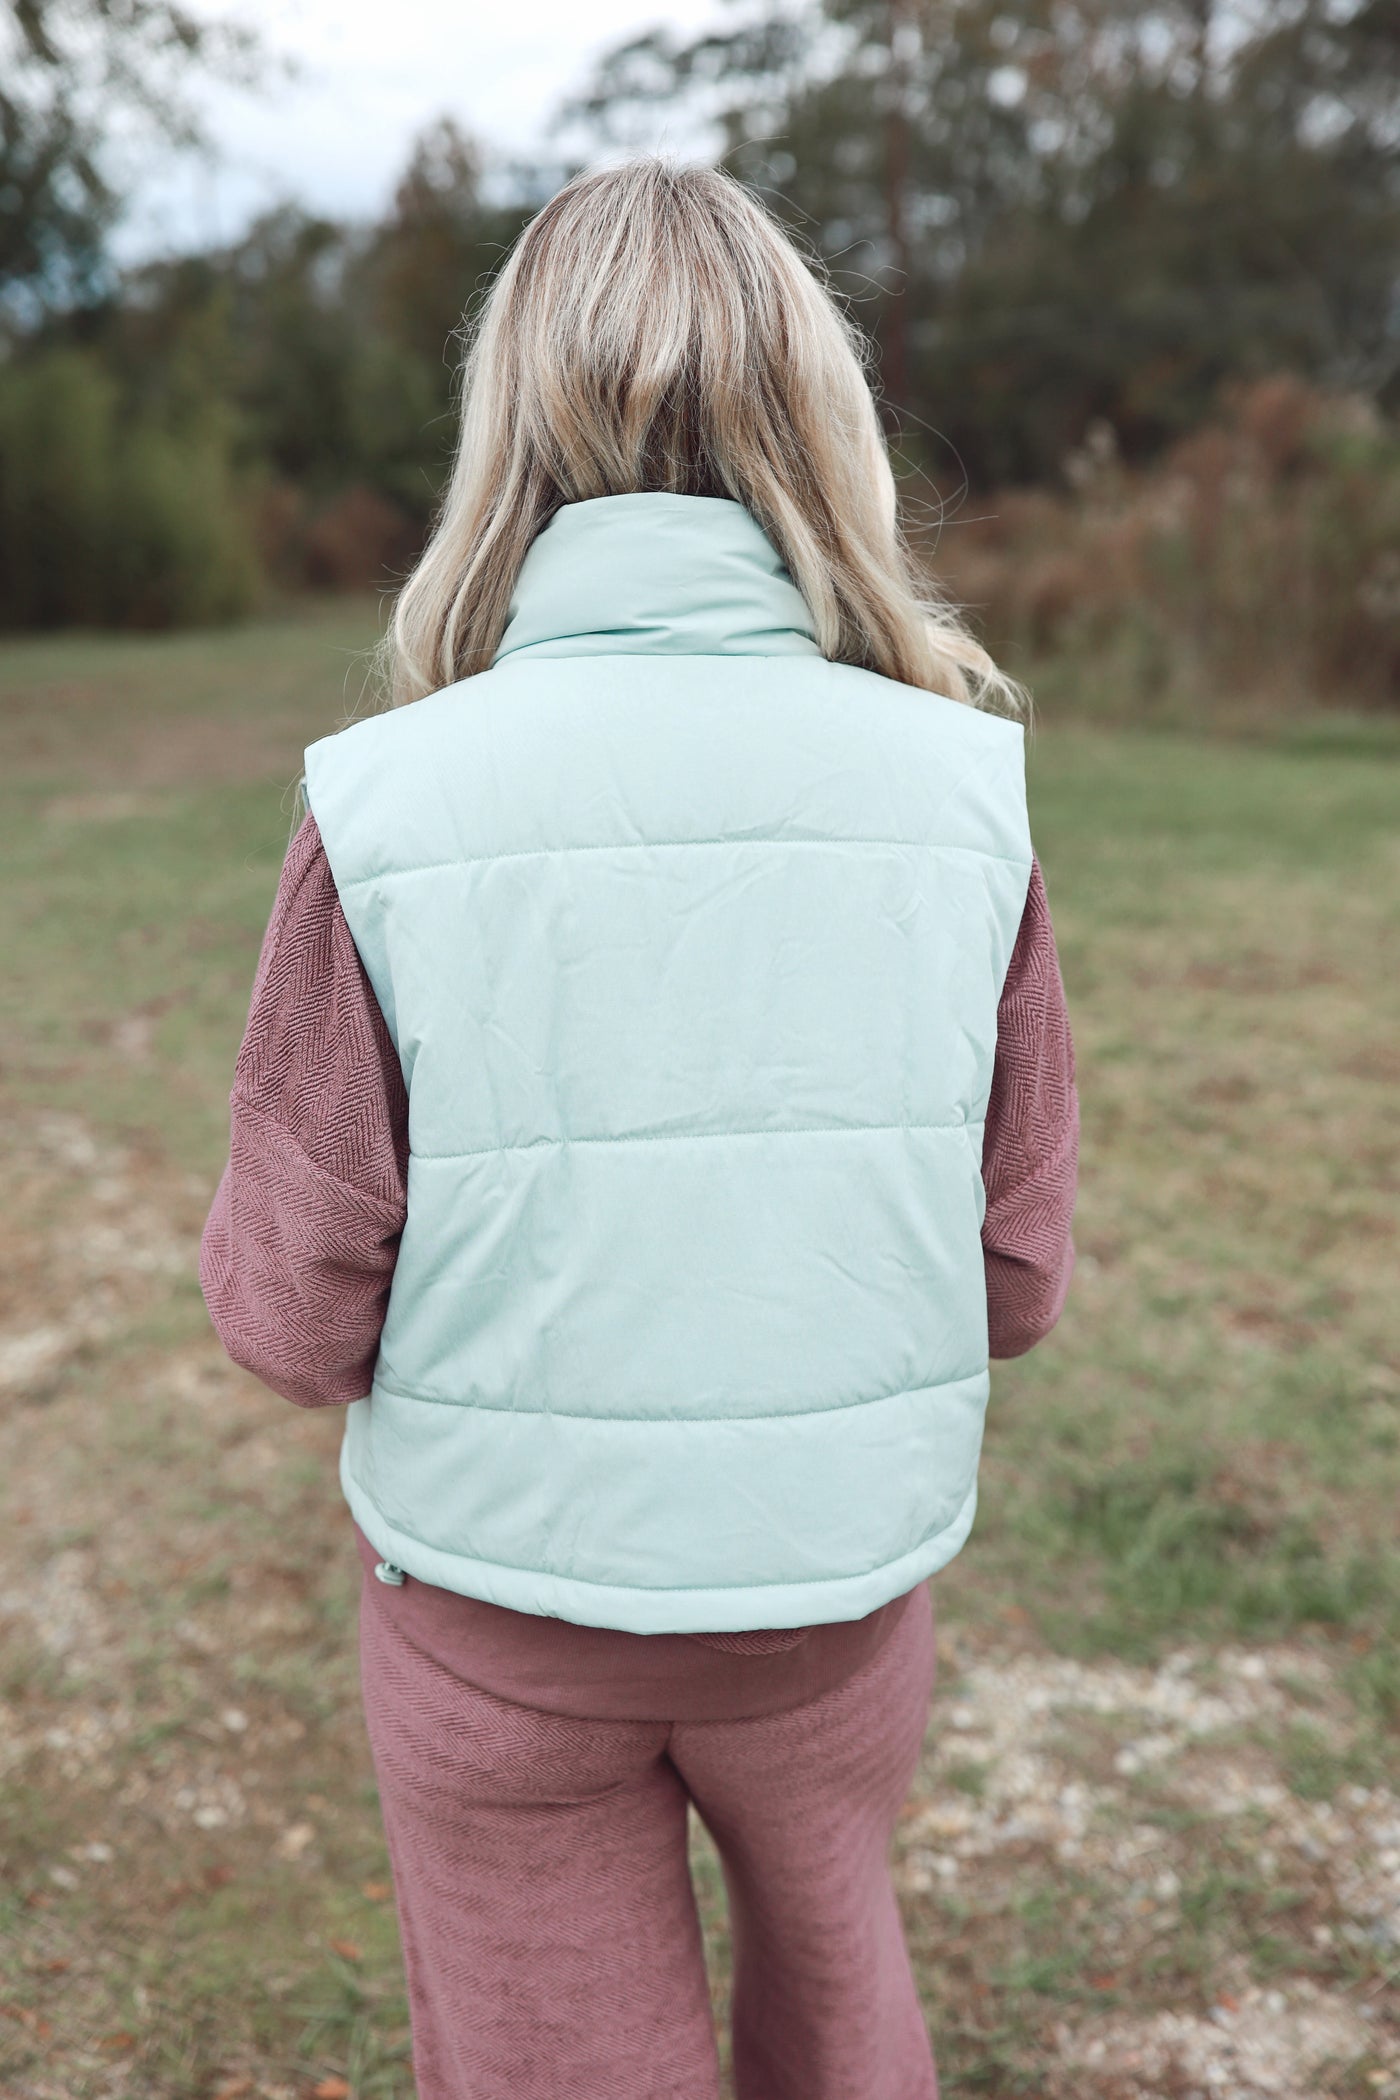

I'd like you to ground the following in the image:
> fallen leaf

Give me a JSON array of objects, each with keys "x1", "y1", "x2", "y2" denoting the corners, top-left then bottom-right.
[
  {"x1": 213, "y1": 2080, "x2": 253, "y2": 2098},
  {"x1": 41, "y1": 1959, "x2": 70, "y2": 1974},
  {"x1": 102, "y1": 2031, "x2": 136, "y2": 2050},
  {"x1": 312, "y1": 2079, "x2": 351, "y2": 2099},
  {"x1": 204, "y1": 1863, "x2": 236, "y2": 1889},
  {"x1": 360, "y1": 1881, "x2": 391, "y2": 1902},
  {"x1": 2, "y1": 2007, "x2": 51, "y2": 2034},
  {"x1": 328, "y1": 1939, "x2": 362, "y2": 1962},
  {"x1": 1216, "y1": 1993, "x2": 1241, "y2": 2013}
]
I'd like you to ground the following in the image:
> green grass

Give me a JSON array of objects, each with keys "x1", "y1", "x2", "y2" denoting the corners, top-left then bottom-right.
[
  {"x1": 963, "y1": 718, "x2": 1400, "y2": 1684},
  {"x1": 1, "y1": 602, "x2": 1398, "y2": 2096}
]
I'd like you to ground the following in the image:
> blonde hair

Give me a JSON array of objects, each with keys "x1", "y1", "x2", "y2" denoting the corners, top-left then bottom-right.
[{"x1": 384, "y1": 157, "x2": 1026, "y2": 718}]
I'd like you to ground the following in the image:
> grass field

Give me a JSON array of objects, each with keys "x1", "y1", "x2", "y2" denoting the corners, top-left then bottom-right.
[{"x1": 2, "y1": 601, "x2": 1398, "y2": 2099}]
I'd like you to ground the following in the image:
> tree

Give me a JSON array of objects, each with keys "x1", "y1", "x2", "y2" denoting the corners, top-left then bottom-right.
[
  {"x1": 563, "y1": 0, "x2": 1400, "y2": 482},
  {"x1": 363, "y1": 119, "x2": 500, "y2": 369},
  {"x1": 0, "y1": 0, "x2": 259, "y2": 315}
]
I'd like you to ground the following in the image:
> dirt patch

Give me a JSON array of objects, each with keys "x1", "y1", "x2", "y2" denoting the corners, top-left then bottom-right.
[{"x1": 1053, "y1": 1983, "x2": 1393, "y2": 2099}]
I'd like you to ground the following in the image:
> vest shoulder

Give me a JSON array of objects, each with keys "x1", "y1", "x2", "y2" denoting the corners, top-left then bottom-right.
[
  {"x1": 304, "y1": 661, "x2": 1028, "y2": 874},
  {"x1": 307, "y1": 664, "x2": 1023, "y2": 770},
  {"x1": 814, "y1": 660, "x2": 1025, "y2": 756},
  {"x1": 304, "y1": 685, "x2": 475, "y2": 785}
]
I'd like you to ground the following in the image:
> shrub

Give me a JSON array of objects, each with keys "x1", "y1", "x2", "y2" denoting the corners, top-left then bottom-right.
[
  {"x1": 0, "y1": 349, "x2": 260, "y2": 629},
  {"x1": 252, "y1": 481, "x2": 420, "y2": 593},
  {"x1": 938, "y1": 379, "x2": 1400, "y2": 714}
]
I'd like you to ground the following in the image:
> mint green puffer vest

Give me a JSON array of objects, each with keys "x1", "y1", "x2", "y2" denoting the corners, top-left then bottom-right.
[{"x1": 304, "y1": 494, "x2": 1033, "y2": 1633}]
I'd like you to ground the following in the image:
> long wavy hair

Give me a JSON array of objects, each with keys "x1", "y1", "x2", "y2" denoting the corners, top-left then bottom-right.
[{"x1": 382, "y1": 157, "x2": 1026, "y2": 718}]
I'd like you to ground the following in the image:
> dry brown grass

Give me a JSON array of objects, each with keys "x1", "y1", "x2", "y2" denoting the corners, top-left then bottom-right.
[{"x1": 935, "y1": 379, "x2": 1400, "y2": 722}]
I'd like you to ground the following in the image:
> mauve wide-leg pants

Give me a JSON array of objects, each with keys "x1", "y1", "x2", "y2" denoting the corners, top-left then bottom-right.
[{"x1": 359, "y1": 1579, "x2": 940, "y2": 2100}]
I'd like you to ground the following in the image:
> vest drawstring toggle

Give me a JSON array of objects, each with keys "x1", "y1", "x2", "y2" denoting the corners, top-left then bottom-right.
[{"x1": 374, "y1": 1561, "x2": 407, "y2": 1586}]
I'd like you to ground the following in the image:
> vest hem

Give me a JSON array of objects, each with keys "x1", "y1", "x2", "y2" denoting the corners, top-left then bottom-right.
[
  {"x1": 364, "y1": 1369, "x2": 990, "y2": 1424},
  {"x1": 341, "y1": 1442, "x2": 980, "y2": 1635}
]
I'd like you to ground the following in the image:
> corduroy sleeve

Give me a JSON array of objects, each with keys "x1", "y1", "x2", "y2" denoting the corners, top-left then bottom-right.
[
  {"x1": 981, "y1": 857, "x2": 1079, "y2": 1358},
  {"x1": 199, "y1": 814, "x2": 409, "y2": 1406}
]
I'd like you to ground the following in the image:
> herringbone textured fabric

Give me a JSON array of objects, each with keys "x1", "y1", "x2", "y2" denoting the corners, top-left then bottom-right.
[
  {"x1": 360, "y1": 1564, "x2": 940, "y2": 2100},
  {"x1": 201, "y1": 816, "x2": 408, "y2": 1406},
  {"x1": 981, "y1": 850, "x2": 1080, "y2": 1352},
  {"x1": 230, "y1": 812, "x2": 408, "y2": 1200}
]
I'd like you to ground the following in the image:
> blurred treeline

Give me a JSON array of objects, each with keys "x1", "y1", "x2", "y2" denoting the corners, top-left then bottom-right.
[
  {"x1": 1, "y1": 0, "x2": 1397, "y2": 706},
  {"x1": 0, "y1": 120, "x2": 523, "y2": 625}
]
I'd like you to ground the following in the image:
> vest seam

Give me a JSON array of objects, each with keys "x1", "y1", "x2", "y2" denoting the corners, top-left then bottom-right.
[
  {"x1": 408, "y1": 1117, "x2": 984, "y2": 1162},
  {"x1": 335, "y1": 838, "x2": 1033, "y2": 889},
  {"x1": 362, "y1": 1370, "x2": 987, "y2": 1424}
]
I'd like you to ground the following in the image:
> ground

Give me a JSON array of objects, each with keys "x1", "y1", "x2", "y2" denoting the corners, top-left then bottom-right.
[{"x1": 0, "y1": 603, "x2": 1397, "y2": 2098}]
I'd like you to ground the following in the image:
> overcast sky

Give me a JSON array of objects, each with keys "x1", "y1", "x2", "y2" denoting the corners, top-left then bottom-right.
[{"x1": 124, "y1": 0, "x2": 724, "y2": 256}]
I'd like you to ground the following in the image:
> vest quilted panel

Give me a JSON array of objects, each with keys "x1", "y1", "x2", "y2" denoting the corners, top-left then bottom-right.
[{"x1": 304, "y1": 495, "x2": 1033, "y2": 1632}]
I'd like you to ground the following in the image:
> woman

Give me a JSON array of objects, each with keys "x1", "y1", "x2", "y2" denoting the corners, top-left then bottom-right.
[{"x1": 202, "y1": 158, "x2": 1077, "y2": 2100}]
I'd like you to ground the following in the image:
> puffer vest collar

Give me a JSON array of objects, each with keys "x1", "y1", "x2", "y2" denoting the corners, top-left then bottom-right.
[{"x1": 493, "y1": 493, "x2": 823, "y2": 664}]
